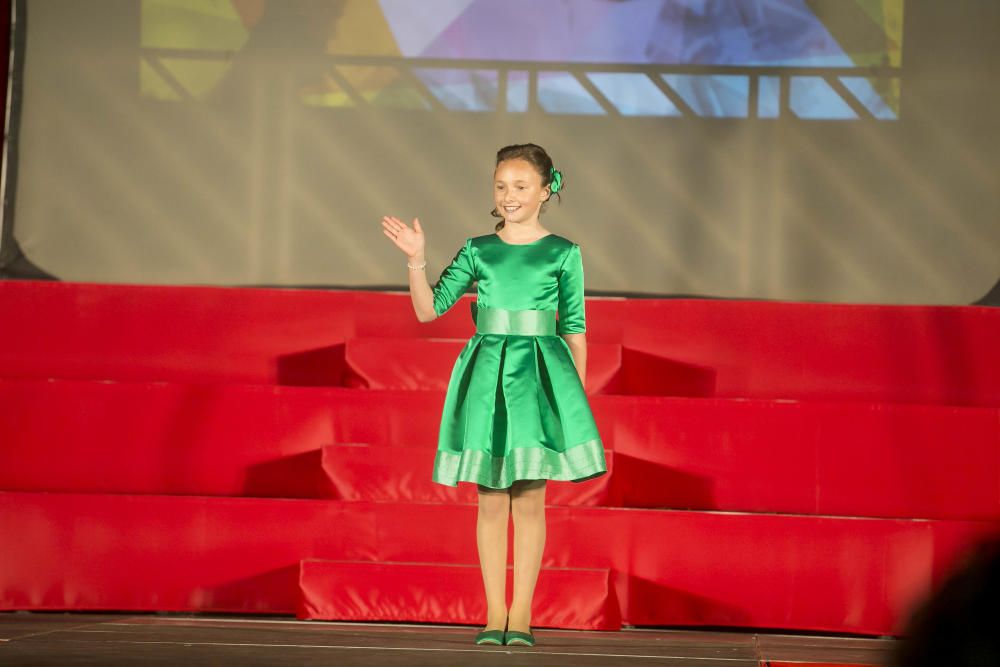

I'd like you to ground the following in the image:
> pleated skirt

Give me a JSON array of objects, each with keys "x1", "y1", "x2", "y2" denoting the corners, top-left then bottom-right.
[{"x1": 431, "y1": 330, "x2": 607, "y2": 489}]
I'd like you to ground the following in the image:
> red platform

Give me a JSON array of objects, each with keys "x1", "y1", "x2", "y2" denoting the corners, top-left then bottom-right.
[
  {"x1": 298, "y1": 560, "x2": 621, "y2": 630},
  {"x1": 1, "y1": 490, "x2": 993, "y2": 635},
  {"x1": 1, "y1": 280, "x2": 999, "y2": 636},
  {"x1": 1, "y1": 378, "x2": 995, "y2": 519},
  {"x1": 2, "y1": 281, "x2": 998, "y2": 405}
]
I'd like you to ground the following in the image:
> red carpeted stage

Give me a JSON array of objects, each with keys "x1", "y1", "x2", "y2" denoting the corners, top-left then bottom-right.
[{"x1": 1, "y1": 281, "x2": 999, "y2": 651}]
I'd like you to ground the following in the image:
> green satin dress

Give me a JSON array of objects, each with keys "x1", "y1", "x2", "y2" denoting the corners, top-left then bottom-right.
[{"x1": 430, "y1": 232, "x2": 607, "y2": 489}]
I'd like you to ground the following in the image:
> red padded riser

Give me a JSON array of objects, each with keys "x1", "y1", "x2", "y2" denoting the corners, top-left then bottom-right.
[
  {"x1": 344, "y1": 337, "x2": 625, "y2": 395},
  {"x1": 344, "y1": 337, "x2": 716, "y2": 397},
  {"x1": 3, "y1": 281, "x2": 999, "y2": 405},
  {"x1": 2, "y1": 379, "x2": 998, "y2": 519},
  {"x1": 1, "y1": 491, "x2": 996, "y2": 635},
  {"x1": 3, "y1": 379, "x2": 998, "y2": 519},
  {"x1": 297, "y1": 560, "x2": 621, "y2": 630},
  {"x1": 0, "y1": 492, "x2": 372, "y2": 614},
  {"x1": 352, "y1": 503, "x2": 1000, "y2": 636}
]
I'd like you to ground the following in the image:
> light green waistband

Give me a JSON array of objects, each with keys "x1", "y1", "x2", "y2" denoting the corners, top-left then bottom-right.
[{"x1": 475, "y1": 306, "x2": 557, "y2": 336}]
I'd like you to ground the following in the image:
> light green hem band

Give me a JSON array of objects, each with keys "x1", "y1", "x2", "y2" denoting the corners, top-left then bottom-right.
[
  {"x1": 475, "y1": 306, "x2": 557, "y2": 336},
  {"x1": 432, "y1": 438, "x2": 607, "y2": 489}
]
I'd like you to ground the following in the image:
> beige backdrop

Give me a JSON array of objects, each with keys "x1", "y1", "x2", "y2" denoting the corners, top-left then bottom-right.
[{"x1": 10, "y1": 0, "x2": 1000, "y2": 304}]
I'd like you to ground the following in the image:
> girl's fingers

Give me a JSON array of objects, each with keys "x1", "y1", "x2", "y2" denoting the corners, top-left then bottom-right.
[
  {"x1": 381, "y1": 220, "x2": 404, "y2": 235},
  {"x1": 381, "y1": 215, "x2": 420, "y2": 241}
]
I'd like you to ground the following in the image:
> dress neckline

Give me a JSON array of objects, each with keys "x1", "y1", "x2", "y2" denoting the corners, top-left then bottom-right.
[{"x1": 494, "y1": 232, "x2": 554, "y2": 246}]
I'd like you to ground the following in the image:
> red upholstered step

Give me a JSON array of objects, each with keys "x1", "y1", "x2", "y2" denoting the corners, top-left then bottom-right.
[
  {"x1": 344, "y1": 337, "x2": 624, "y2": 395},
  {"x1": 0, "y1": 283, "x2": 486, "y2": 387},
  {"x1": 604, "y1": 396, "x2": 1000, "y2": 520},
  {"x1": 2, "y1": 491, "x2": 996, "y2": 635},
  {"x1": 344, "y1": 337, "x2": 469, "y2": 391},
  {"x1": 344, "y1": 337, "x2": 715, "y2": 396},
  {"x1": 0, "y1": 492, "x2": 373, "y2": 614},
  {"x1": 297, "y1": 560, "x2": 621, "y2": 630},
  {"x1": 321, "y1": 443, "x2": 614, "y2": 506},
  {"x1": 2, "y1": 379, "x2": 998, "y2": 519},
  {"x1": 3, "y1": 281, "x2": 999, "y2": 405}
]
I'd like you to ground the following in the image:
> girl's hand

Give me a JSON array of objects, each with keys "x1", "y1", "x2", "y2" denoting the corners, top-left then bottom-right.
[{"x1": 381, "y1": 216, "x2": 425, "y2": 259}]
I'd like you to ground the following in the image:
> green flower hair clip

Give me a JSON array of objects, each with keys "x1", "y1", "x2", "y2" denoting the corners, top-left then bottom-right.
[{"x1": 549, "y1": 167, "x2": 563, "y2": 194}]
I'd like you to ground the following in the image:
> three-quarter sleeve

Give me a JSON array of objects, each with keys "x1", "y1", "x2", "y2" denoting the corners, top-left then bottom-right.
[
  {"x1": 557, "y1": 243, "x2": 586, "y2": 334},
  {"x1": 432, "y1": 238, "x2": 476, "y2": 317}
]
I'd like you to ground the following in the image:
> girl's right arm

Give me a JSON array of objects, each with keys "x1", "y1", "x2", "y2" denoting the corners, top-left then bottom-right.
[{"x1": 382, "y1": 216, "x2": 437, "y2": 322}]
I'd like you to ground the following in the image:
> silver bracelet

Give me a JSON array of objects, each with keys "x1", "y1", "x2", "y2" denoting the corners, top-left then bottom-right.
[{"x1": 407, "y1": 260, "x2": 427, "y2": 270}]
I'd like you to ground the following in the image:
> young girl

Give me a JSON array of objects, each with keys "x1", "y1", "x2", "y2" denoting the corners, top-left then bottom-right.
[{"x1": 380, "y1": 143, "x2": 606, "y2": 647}]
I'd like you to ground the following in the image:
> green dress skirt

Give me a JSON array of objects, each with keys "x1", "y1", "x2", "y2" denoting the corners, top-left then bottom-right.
[{"x1": 429, "y1": 232, "x2": 607, "y2": 489}]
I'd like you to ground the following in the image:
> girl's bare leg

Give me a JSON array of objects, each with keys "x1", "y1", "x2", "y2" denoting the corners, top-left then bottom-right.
[
  {"x1": 508, "y1": 479, "x2": 547, "y2": 633},
  {"x1": 476, "y1": 484, "x2": 511, "y2": 631}
]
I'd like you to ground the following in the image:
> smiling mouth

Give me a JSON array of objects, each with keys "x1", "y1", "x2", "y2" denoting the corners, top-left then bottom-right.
[{"x1": 503, "y1": 206, "x2": 520, "y2": 212}]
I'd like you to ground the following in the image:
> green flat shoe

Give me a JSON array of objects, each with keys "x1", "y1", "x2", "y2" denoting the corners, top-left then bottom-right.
[
  {"x1": 504, "y1": 630, "x2": 535, "y2": 646},
  {"x1": 474, "y1": 629, "x2": 504, "y2": 645}
]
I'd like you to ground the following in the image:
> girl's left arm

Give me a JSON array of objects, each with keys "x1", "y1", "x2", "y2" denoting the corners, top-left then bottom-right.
[
  {"x1": 562, "y1": 332, "x2": 587, "y2": 386},
  {"x1": 557, "y1": 243, "x2": 588, "y2": 387}
]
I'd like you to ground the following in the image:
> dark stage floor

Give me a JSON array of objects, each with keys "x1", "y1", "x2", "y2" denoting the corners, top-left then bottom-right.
[{"x1": 0, "y1": 612, "x2": 897, "y2": 666}]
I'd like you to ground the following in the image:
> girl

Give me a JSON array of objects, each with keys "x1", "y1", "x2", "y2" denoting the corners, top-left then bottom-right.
[{"x1": 380, "y1": 143, "x2": 606, "y2": 647}]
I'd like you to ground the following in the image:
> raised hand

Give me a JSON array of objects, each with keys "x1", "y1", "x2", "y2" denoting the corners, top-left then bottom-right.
[{"x1": 381, "y1": 216, "x2": 425, "y2": 259}]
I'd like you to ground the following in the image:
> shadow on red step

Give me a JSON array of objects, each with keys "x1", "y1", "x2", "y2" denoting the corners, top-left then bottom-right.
[{"x1": 244, "y1": 449, "x2": 334, "y2": 499}]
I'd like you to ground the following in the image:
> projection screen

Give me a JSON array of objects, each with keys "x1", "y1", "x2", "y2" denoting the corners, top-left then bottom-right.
[{"x1": 5, "y1": 0, "x2": 1000, "y2": 304}]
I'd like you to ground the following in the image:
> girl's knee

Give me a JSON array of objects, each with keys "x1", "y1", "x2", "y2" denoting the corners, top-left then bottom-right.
[
  {"x1": 511, "y1": 481, "x2": 546, "y2": 520},
  {"x1": 477, "y1": 485, "x2": 511, "y2": 520}
]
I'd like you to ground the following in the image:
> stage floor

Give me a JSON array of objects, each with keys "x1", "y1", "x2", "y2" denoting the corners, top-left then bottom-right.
[{"x1": 0, "y1": 612, "x2": 897, "y2": 666}]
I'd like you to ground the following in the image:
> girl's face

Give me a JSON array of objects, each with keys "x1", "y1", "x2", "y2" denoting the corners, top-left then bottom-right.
[{"x1": 494, "y1": 158, "x2": 550, "y2": 225}]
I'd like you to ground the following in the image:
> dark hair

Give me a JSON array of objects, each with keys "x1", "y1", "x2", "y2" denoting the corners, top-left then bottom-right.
[{"x1": 491, "y1": 143, "x2": 563, "y2": 232}]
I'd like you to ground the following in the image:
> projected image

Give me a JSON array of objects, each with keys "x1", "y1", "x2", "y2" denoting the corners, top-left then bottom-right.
[{"x1": 141, "y1": 0, "x2": 904, "y2": 120}]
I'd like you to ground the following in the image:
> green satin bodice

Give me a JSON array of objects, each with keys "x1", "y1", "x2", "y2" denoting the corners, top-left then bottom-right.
[{"x1": 431, "y1": 233, "x2": 586, "y2": 335}]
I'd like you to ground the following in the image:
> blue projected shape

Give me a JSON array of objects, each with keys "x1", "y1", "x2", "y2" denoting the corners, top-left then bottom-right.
[
  {"x1": 141, "y1": 0, "x2": 903, "y2": 121},
  {"x1": 661, "y1": 74, "x2": 749, "y2": 117},
  {"x1": 537, "y1": 73, "x2": 603, "y2": 115},
  {"x1": 507, "y1": 71, "x2": 528, "y2": 112},
  {"x1": 840, "y1": 77, "x2": 898, "y2": 120},
  {"x1": 758, "y1": 76, "x2": 781, "y2": 118},
  {"x1": 586, "y1": 73, "x2": 679, "y2": 116},
  {"x1": 790, "y1": 77, "x2": 858, "y2": 120},
  {"x1": 414, "y1": 68, "x2": 497, "y2": 111}
]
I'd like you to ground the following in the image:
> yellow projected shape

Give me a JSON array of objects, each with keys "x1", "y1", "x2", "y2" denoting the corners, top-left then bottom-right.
[
  {"x1": 854, "y1": 0, "x2": 904, "y2": 67},
  {"x1": 141, "y1": 0, "x2": 250, "y2": 101},
  {"x1": 300, "y1": 0, "x2": 414, "y2": 108},
  {"x1": 152, "y1": 58, "x2": 235, "y2": 100},
  {"x1": 141, "y1": 0, "x2": 249, "y2": 50},
  {"x1": 326, "y1": 0, "x2": 403, "y2": 57},
  {"x1": 140, "y1": 58, "x2": 180, "y2": 101},
  {"x1": 850, "y1": 0, "x2": 904, "y2": 114},
  {"x1": 301, "y1": 74, "x2": 356, "y2": 108},
  {"x1": 332, "y1": 66, "x2": 430, "y2": 110}
]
